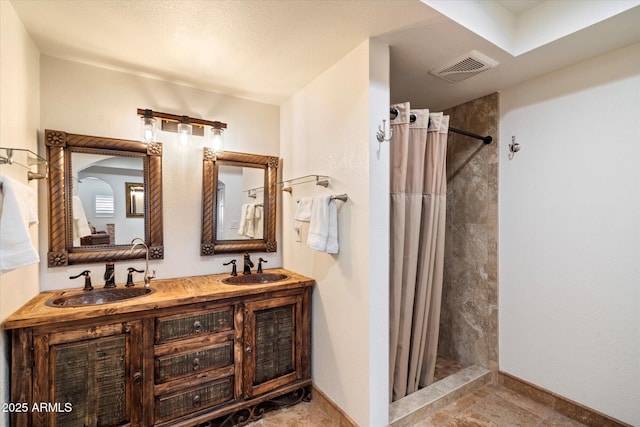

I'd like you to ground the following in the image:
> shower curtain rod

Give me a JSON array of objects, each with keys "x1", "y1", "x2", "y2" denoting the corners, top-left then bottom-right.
[{"x1": 389, "y1": 108, "x2": 493, "y2": 145}]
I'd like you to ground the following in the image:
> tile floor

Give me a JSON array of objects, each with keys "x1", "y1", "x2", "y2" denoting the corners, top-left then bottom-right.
[
  {"x1": 433, "y1": 356, "x2": 465, "y2": 382},
  {"x1": 246, "y1": 383, "x2": 587, "y2": 426}
]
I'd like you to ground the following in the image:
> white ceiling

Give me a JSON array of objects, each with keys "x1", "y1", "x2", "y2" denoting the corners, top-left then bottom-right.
[
  {"x1": 496, "y1": 0, "x2": 543, "y2": 16},
  {"x1": 10, "y1": 0, "x2": 640, "y2": 110}
]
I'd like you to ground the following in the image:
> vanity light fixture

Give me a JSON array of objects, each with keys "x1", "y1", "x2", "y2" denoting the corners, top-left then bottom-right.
[
  {"x1": 137, "y1": 109, "x2": 228, "y2": 152},
  {"x1": 177, "y1": 115, "x2": 193, "y2": 148},
  {"x1": 140, "y1": 109, "x2": 157, "y2": 143},
  {"x1": 209, "y1": 121, "x2": 225, "y2": 154}
]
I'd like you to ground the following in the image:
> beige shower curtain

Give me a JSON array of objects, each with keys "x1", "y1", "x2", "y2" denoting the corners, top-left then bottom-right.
[{"x1": 389, "y1": 102, "x2": 448, "y2": 402}]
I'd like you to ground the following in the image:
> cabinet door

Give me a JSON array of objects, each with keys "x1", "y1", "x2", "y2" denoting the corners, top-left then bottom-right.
[
  {"x1": 32, "y1": 321, "x2": 144, "y2": 426},
  {"x1": 243, "y1": 294, "x2": 303, "y2": 398}
]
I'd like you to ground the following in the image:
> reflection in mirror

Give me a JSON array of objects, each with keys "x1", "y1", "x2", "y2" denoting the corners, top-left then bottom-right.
[
  {"x1": 72, "y1": 153, "x2": 145, "y2": 247},
  {"x1": 201, "y1": 149, "x2": 278, "y2": 255},
  {"x1": 125, "y1": 182, "x2": 145, "y2": 218},
  {"x1": 45, "y1": 129, "x2": 163, "y2": 267},
  {"x1": 217, "y1": 165, "x2": 265, "y2": 240}
]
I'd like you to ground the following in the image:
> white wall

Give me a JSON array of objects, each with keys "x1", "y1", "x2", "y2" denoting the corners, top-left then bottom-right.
[
  {"x1": 0, "y1": 1, "x2": 41, "y2": 424},
  {"x1": 499, "y1": 43, "x2": 640, "y2": 426},
  {"x1": 39, "y1": 57, "x2": 281, "y2": 290},
  {"x1": 280, "y1": 39, "x2": 390, "y2": 427}
]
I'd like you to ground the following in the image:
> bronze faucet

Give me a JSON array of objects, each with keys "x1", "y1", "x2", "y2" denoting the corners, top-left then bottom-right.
[
  {"x1": 70, "y1": 270, "x2": 93, "y2": 291},
  {"x1": 104, "y1": 261, "x2": 116, "y2": 288},
  {"x1": 126, "y1": 267, "x2": 144, "y2": 287},
  {"x1": 243, "y1": 252, "x2": 254, "y2": 275},
  {"x1": 223, "y1": 260, "x2": 238, "y2": 276},
  {"x1": 257, "y1": 258, "x2": 267, "y2": 274}
]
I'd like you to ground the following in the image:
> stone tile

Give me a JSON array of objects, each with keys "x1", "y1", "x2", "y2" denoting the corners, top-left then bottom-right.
[
  {"x1": 539, "y1": 412, "x2": 589, "y2": 427},
  {"x1": 494, "y1": 386, "x2": 553, "y2": 419},
  {"x1": 447, "y1": 410, "x2": 501, "y2": 427},
  {"x1": 553, "y1": 399, "x2": 623, "y2": 427},
  {"x1": 470, "y1": 393, "x2": 543, "y2": 427},
  {"x1": 247, "y1": 401, "x2": 337, "y2": 427},
  {"x1": 437, "y1": 388, "x2": 491, "y2": 418},
  {"x1": 434, "y1": 356, "x2": 465, "y2": 381},
  {"x1": 499, "y1": 374, "x2": 555, "y2": 408},
  {"x1": 417, "y1": 411, "x2": 451, "y2": 426}
]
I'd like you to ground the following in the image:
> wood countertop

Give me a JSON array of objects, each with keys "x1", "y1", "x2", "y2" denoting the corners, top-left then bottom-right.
[{"x1": 2, "y1": 268, "x2": 314, "y2": 330}]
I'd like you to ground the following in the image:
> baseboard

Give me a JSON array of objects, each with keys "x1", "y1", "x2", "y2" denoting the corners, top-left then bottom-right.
[
  {"x1": 499, "y1": 372, "x2": 632, "y2": 427},
  {"x1": 311, "y1": 384, "x2": 359, "y2": 427}
]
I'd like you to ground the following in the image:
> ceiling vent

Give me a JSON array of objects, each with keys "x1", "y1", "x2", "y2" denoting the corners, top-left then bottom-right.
[{"x1": 430, "y1": 50, "x2": 499, "y2": 83}]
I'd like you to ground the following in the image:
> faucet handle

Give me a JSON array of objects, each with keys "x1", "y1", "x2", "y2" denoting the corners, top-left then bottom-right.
[
  {"x1": 70, "y1": 270, "x2": 93, "y2": 291},
  {"x1": 223, "y1": 260, "x2": 237, "y2": 276},
  {"x1": 257, "y1": 258, "x2": 267, "y2": 274},
  {"x1": 126, "y1": 267, "x2": 145, "y2": 287}
]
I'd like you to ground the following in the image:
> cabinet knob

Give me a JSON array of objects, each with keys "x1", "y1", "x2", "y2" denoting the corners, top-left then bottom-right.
[
  {"x1": 245, "y1": 346, "x2": 252, "y2": 354},
  {"x1": 192, "y1": 357, "x2": 200, "y2": 370},
  {"x1": 133, "y1": 371, "x2": 142, "y2": 384},
  {"x1": 193, "y1": 320, "x2": 202, "y2": 333},
  {"x1": 193, "y1": 395, "x2": 201, "y2": 407}
]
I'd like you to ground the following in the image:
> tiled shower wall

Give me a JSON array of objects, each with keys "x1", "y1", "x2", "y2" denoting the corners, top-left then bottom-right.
[{"x1": 439, "y1": 92, "x2": 499, "y2": 371}]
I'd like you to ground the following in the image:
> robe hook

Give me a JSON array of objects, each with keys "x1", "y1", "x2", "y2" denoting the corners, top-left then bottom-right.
[
  {"x1": 508, "y1": 136, "x2": 521, "y2": 159},
  {"x1": 376, "y1": 119, "x2": 393, "y2": 143}
]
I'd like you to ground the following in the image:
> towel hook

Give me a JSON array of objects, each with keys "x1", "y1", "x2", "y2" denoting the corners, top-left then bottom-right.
[
  {"x1": 376, "y1": 119, "x2": 393, "y2": 143},
  {"x1": 508, "y1": 136, "x2": 521, "y2": 160}
]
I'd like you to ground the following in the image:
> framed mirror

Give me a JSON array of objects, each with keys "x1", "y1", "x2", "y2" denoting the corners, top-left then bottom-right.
[
  {"x1": 201, "y1": 149, "x2": 278, "y2": 255},
  {"x1": 45, "y1": 129, "x2": 163, "y2": 267}
]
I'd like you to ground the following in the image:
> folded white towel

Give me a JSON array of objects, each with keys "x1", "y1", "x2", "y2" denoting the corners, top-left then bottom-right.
[
  {"x1": 0, "y1": 175, "x2": 40, "y2": 275},
  {"x1": 72, "y1": 196, "x2": 92, "y2": 246},
  {"x1": 294, "y1": 196, "x2": 313, "y2": 238},
  {"x1": 295, "y1": 197, "x2": 313, "y2": 221},
  {"x1": 307, "y1": 195, "x2": 339, "y2": 254}
]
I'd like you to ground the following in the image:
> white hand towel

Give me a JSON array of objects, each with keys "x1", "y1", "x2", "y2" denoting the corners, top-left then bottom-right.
[
  {"x1": 0, "y1": 175, "x2": 40, "y2": 275},
  {"x1": 307, "y1": 195, "x2": 339, "y2": 253},
  {"x1": 253, "y1": 205, "x2": 264, "y2": 239},
  {"x1": 245, "y1": 203, "x2": 256, "y2": 238},
  {"x1": 325, "y1": 200, "x2": 339, "y2": 254},
  {"x1": 238, "y1": 203, "x2": 249, "y2": 236},
  {"x1": 72, "y1": 196, "x2": 92, "y2": 246},
  {"x1": 295, "y1": 197, "x2": 313, "y2": 222},
  {"x1": 294, "y1": 196, "x2": 313, "y2": 237}
]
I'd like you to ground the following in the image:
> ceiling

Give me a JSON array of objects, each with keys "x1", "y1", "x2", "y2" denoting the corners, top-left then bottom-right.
[{"x1": 10, "y1": 0, "x2": 640, "y2": 110}]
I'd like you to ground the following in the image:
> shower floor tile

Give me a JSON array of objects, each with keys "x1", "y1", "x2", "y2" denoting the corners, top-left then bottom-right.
[{"x1": 434, "y1": 355, "x2": 466, "y2": 382}]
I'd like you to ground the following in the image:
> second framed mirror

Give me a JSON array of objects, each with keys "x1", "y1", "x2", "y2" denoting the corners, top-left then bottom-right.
[{"x1": 201, "y1": 149, "x2": 278, "y2": 255}]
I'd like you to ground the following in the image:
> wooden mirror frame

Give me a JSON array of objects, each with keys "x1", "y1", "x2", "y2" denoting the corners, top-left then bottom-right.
[
  {"x1": 201, "y1": 149, "x2": 278, "y2": 255},
  {"x1": 45, "y1": 129, "x2": 163, "y2": 267}
]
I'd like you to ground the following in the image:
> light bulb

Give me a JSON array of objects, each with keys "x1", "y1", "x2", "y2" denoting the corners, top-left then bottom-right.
[
  {"x1": 177, "y1": 119, "x2": 192, "y2": 148},
  {"x1": 140, "y1": 113, "x2": 156, "y2": 143},
  {"x1": 209, "y1": 125, "x2": 224, "y2": 154}
]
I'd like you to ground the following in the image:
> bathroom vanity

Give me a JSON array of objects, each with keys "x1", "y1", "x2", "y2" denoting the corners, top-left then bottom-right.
[{"x1": 2, "y1": 269, "x2": 313, "y2": 427}]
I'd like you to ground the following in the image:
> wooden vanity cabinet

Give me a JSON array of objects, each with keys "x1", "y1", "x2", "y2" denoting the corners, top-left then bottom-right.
[
  {"x1": 14, "y1": 320, "x2": 144, "y2": 427},
  {"x1": 6, "y1": 277, "x2": 313, "y2": 427},
  {"x1": 243, "y1": 293, "x2": 306, "y2": 399},
  {"x1": 152, "y1": 304, "x2": 239, "y2": 425}
]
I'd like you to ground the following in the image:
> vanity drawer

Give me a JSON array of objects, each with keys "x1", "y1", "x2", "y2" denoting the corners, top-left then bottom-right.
[
  {"x1": 156, "y1": 341, "x2": 234, "y2": 384},
  {"x1": 155, "y1": 376, "x2": 234, "y2": 422},
  {"x1": 155, "y1": 306, "x2": 233, "y2": 343}
]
